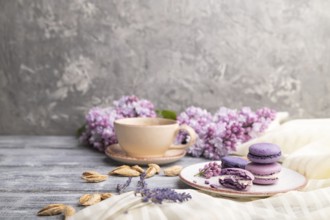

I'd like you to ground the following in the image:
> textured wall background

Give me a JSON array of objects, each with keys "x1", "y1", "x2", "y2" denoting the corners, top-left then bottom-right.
[{"x1": 1, "y1": 0, "x2": 330, "y2": 135}]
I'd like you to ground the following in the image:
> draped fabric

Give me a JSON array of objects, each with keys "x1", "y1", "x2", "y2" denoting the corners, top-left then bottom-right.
[{"x1": 71, "y1": 118, "x2": 330, "y2": 220}]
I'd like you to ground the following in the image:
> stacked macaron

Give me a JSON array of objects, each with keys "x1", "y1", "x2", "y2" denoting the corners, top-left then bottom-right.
[{"x1": 246, "y1": 143, "x2": 282, "y2": 185}]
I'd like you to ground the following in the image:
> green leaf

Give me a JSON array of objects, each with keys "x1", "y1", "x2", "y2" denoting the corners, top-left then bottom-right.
[
  {"x1": 156, "y1": 109, "x2": 177, "y2": 120},
  {"x1": 76, "y1": 123, "x2": 86, "y2": 137}
]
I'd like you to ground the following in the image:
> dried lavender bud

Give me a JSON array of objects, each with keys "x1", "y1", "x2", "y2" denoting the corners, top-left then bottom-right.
[
  {"x1": 131, "y1": 172, "x2": 192, "y2": 204},
  {"x1": 116, "y1": 177, "x2": 132, "y2": 194},
  {"x1": 140, "y1": 188, "x2": 192, "y2": 204},
  {"x1": 135, "y1": 172, "x2": 148, "y2": 194},
  {"x1": 204, "y1": 180, "x2": 210, "y2": 185}
]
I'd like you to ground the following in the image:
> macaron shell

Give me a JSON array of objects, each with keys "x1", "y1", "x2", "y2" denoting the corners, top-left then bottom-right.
[
  {"x1": 249, "y1": 143, "x2": 281, "y2": 156},
  {"x1": 247, "y1": 153, "x2": 281, "y2": 164},
  {"x1": 220, "y1": 168, "x2": 255, "y2": 180},
  {"x1": 253, "y1": 178, "x2": 279, "y2": 185},
  {"x1": 246, "y1": 163, "x2": 281, "y2": 185},
  {"x1": 248, "y1": 143, "x2": 282, "y2": 163},
  {"x1": 221, "y1": 156, "x2": 249, "y2": 169},
  {"x1": 246, "y1": 162, "x2": 282, "y2": 175}
]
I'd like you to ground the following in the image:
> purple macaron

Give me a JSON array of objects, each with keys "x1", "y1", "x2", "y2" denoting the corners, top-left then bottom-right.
[
  {"x1": 246, "y1": 162, "x2": 281, "y2": 185},
  {"x1": 221, "y1": 156, "x2": 249, "y2": 169},
  {"x1": 219, "y1": 168, "x2": 254, "y2": 191},
  {"x1": 247, "y1": 143, "x2": 281, "y2": 164}
]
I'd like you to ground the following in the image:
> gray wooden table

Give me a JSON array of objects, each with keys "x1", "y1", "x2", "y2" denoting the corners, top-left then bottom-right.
[{"x1": 0, "y1": 136, "x2": 207, "y2": 220}]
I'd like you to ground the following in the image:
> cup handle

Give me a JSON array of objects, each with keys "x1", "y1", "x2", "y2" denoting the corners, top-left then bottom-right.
[{"x1": 169, "y1": 125, "x2": 197, "y2": 150}]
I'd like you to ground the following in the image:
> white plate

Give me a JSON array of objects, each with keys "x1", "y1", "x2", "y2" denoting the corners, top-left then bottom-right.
[
  {"x1": 105, "y1": 144, "x2": 186, "y2": 165},
  {"x1": 179, "y1": 162, "x2": 307, "y2": 198}
]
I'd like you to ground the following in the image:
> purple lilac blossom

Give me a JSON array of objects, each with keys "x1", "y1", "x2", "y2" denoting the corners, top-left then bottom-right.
[
  {"x1": 255, "y1": 107, "x2": 277, "y2": 131},
  {"x1": 195, "y1": 162, "x2": 222, "y2": 179},
  {"x1": 176, "y1": 106, "x2": 213, "y2": 156},
  {"x1": 79, "y1": 107, "x2": 121, "y2": 152},
  {"x1": 177, "y1": 106, "x2": 276, "y2": 160},
  {"x1": 176, "y1": 106, "x2": 213, "y2": 140},
  {"x1": 114, "y1": 95, "x2": 157, "y2": 118},
  {"x1": 202, "y1": 122, "x2": 228, "y2": 160},
  {"x1": 80, "y1": 95, "x2": 156, "y2": 152}
]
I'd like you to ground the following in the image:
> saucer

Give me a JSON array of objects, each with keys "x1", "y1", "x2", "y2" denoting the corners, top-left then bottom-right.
[{"x1": 105, "y1": 144, "x2": 186, "y2": 165}]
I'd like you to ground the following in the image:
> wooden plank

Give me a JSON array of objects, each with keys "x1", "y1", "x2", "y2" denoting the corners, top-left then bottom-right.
[
  {"x1": 0, "y1": 148, "x2": 204, "y2": 166},
  {"x1": 0, "y1": 171, "x2": 194, "y2": 192},
  {"x1": 0, "y1": 136, "x2": 208, "y2": 219},
  {"x1": 0, "y1": 157, "x2": 201, "y2": 192},
  {"x1": 0, "y1": 192, "x2": 84, "y2": 220},
  {"x1": 0, "y1": 136, "x2": 78, "y2": 148},
  {"x1": 0, "y1": 148, "x2": 104, "y2": 165}
]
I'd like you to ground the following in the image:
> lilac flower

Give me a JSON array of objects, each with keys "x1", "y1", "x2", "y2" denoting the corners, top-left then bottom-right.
[
  {"x1": 79, "y1": 107, "x2": 121, "y2": 152},
  {"x1": 213, "y1": 108, "x2": 244, "y2": 149},
  {"x1": 80, "y1": 95, "x2": 276, "y2": 159},
  {"x1": 255, "y1": 107, "x2": 277, "y2": 131},
  {"x1": 239, "y1": 107, "x2": 276, "y2": 140},
  {"x1": 177, "y1": 106, "x2": 213, "y2": 136},
  {"x1": 202, "y1": 122, "x2": 227, "y2": 160},
  {"x1": 186, "y1": 138, "x2": 205, "y2": 157},
  {"x1": 213, "y1": 107, "x2": 240, "y2": 123},
  {"x1": 177, "y1": 106, "x2": 276, "y2": 160},
  {"x1": 237, "y1": 107, "x2": 258, "y2": 142},
  {"x1": 80, "y1": 95, "x2": 157, "y2": 152},
  {"x1": 195, "y1": 162, "x2": 222, "y2": 179},
  {"x1": 177, "y1": 106, "x2": 213, "y2": 155},
  {"x1": 177, "y1": 107, "x2": 225, "y2": 160},
  {"x1": 114, "y1": 95, "x2": 157, "y2": 118}
]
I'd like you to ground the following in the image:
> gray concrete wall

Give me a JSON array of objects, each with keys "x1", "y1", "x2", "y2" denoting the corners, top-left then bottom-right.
[{"x1": 1, "y1": 0, "x2": 330, "y2": 135}]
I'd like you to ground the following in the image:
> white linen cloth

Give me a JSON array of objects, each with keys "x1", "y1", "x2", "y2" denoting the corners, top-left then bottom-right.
[{"x1": 71, "y1": 118, "x2": 330, "y2": 220}]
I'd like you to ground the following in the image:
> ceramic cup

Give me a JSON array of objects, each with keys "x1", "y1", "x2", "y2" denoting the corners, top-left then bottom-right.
[{"x1": 114, "y1": 117, "x2": 197, "y2": 158}]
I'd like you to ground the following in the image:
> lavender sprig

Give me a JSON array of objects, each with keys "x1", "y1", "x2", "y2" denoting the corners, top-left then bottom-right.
[
  {"x1": 135, "y1": 172, "x2": 191, "y2": 204},
  {"x1": 116, "y1": 177, "x2": 132, "y2": 194},
  {"x1": 115, "y1": 172, "x2": 193, "y2": 204},
  {"x1": 140, "y1": 188, "x2": 192, "y2": 204},
  {"x1": 135, "y1": 172, "x2": 148, "y2": 194}
]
